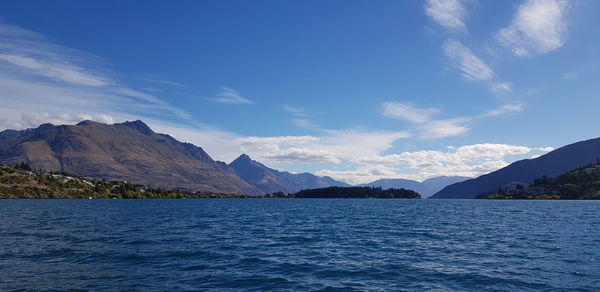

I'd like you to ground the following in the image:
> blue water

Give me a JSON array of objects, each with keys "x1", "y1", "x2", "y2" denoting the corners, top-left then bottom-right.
[{"x1": 1, "y1": 199, "x2": 599, "y2": 291}]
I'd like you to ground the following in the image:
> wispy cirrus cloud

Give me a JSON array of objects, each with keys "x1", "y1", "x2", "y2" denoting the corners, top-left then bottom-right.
[
  {"x1": 443, "y1": 40, "x2": 494, "y2": 81},
  {"x1": 263, "y1": 147, "x2": 341, "y2": 164},
  {"x1": 477, "y1": 103, "x2": 524, "y2": 118},
  {"x1": 291, "y1": 118, "x2": 319, "y2": 129},
  {"x1": 381, "y1": 102, "x2": 440, "y2": 124},
  {"x1": 282, "y1": 105, "x2": 309, "y2": 117},
  {"x1": 139, "y1": 75, "x2": 187, "y2": 88},
  {"x1": 382, "y1": 102, "x2": 524, "y2": 139},
  {"x1": 0, "y1": 22, "x2": 196, "y2": 130},
  {"x1": 209, "y1": 87, "x2": 253, "y2": 104},
  {"x1": 425, "y1": 0, "x2": 468, "y2": 33},
  {"x1": 443, "y1": 40, "x2": 512, "y2": 92},
  {"x1": 498, "y1": 0, "x2": 569, "y2": 57},
  {"x1": 424, "y1": 1, "x2": 514, "y2": 94}
]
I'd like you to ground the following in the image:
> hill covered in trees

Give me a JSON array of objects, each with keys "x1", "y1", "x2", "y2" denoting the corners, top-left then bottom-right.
[
  {"x1": 486, "y1": 162, "x2": 600, "y2": 200},
  {"x1": 292, "y1": 186, "x2": 421, "y2": 199},
  {"x1": 0, "y1": 163, "x2": 250, "y2": 199}
]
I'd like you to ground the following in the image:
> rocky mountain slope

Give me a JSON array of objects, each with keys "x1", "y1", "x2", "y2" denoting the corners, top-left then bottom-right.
[
  {"x1": 229, "y1": 154, "x2": 349, "y2": 194},
  {"x1": 0, "y1": 120, "x2": 262, "y2": 195}
]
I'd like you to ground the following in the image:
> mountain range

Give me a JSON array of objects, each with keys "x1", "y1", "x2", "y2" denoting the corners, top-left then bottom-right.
[
  {"x1": 361, "y1": 176, "x2": 470, "y2": 198},
  {"x1": 4, "y1": 120, "x2": 598, "y2": 199},
  {"x1": 0, "y1": 120, "x2": 262, "y2": 195},
  {"x1": 432, "y1": 137, "x2": 600, "y2": 199},
  {"x1": 229, "y1": 154, "x2": 349, "y2": 194},
  {"x1": 0, "y1": 120, "x2": 350, "y2": 195}
]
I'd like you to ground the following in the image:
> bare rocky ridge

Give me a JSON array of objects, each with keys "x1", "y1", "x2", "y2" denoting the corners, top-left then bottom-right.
[{"x1": 0, "y1": 120, "x2": 262, "y2": 195}]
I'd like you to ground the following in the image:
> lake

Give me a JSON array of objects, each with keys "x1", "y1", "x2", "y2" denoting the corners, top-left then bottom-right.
[{"x1": 1, "y1": 199, "x2": 599, "y2": 291}]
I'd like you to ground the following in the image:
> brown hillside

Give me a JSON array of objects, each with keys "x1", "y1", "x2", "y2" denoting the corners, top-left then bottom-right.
[{"x1": 0, "y1": 120, "x2": 262, "y2": 195}]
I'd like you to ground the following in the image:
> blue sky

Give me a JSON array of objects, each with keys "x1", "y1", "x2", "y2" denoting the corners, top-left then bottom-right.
[{"x1": 1, "y1": 0, "x2": 599, "y2": 184}]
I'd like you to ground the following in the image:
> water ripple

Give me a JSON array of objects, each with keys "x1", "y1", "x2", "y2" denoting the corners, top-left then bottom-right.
[{"x1": 1, "y1": 199, "x2": 599, "y2": 291}]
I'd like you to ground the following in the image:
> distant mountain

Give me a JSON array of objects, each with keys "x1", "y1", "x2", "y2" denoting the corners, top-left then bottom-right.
[
  {"x1": 0, "y1": 120, "x2": 262, "y2": 195},
  {"x1": 431, "y1": 137, "x2": 600, "y2": 199},
  {"x1": 361, "y1": 176, "x2": 470, "y2": 197},
  {"x1": 229, "y1": 154, "x2": 349, "y2": 194}
]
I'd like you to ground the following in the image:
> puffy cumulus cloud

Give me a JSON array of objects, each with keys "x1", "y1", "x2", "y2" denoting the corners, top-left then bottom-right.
[
  {"x1": 425, "y1": 0, "x2": 468, "y2": 33},
  {"x1": 209, "y1": 87, "x2": 252, "y2": 104},
  {"x1": 454, "y1": 143, "x2": 533, "y2": 159},
  {"x1": 341, "y1": 143, "x2": 555, "y2": 183},
  {"x1": 381, "y1": 102, "x2": 440, "y2": 124},
  {"x1": 498, "y1": 0, "x2": 569, "y2": 57}
]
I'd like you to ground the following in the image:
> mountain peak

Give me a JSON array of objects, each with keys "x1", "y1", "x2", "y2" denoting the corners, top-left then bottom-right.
[
  {"x1": 76, "y1": 120, "x2": 102, "y2": 126},
  {"x1": 117, "y1": 120, "x2": 153, "y2": 135},
  {"x1": 237, "y1": 153, "x2": 252, "y2": 161},
  {"x1": 0, "y1": 120, "x2": 262, "y2": 195}
]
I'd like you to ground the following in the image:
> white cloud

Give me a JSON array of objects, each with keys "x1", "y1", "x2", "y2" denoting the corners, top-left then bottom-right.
[
  {"x1": 291, "y1": 118, "x2": 318, "y2": 129},
  {"x1": 477, "y1": 103, "x2": 524, "y2": 118},
  {"x1": 236, "y1": 136, "x2": 318, "y2": 154},
  {"x1": 490, "y1": 82, "x2": 512, "y2": 93},
  {"x1": 419, "y1": 118, "x2": 470, "y2": 139},
  {"x1": 282, "y1": 105, "x2": 308, "y2": 117},
  {"x1": 234, "y1": 129, "x2": 410, "y2": 165},
  {"x1": 381, "y1": 102, "x2": 440, "y2": 124},
  {"x1": 0, "y1": 53, "x2": 110, "y2": 87},
  {"x1": 425, "y1": 0, "x2": 468, "y2": 33},
  {"x1": 263, "y1": 147, "x2": 341, "y2": 164},
  {"x1": 209, "y1": 87, "x2": 253, "y2": 104},
  {"x1": 318, "y1": 143, "x2": 554, "y2": 184},
  {"x1": 317, "y1": 129, "x2": 411, "y2": 160},
  {"x1": 317, "y1": 165, "x2": 401, "y2": 185},
  {"x1": 537, "y1": 146, "x2": 555, "y2": 152},
  {"x1": 139, "y1": 76, "x2": 187, "y2": 88},
  {"x1": 381, "y1": 102, "x2": 524, "y2": 139},
  {"x1": 444, "y1": 40, "x2": 495, "y2": 81},
  {"x1": 0, "y1": 23, "x2": 193, "y2": 130},
  {"x1": 0, "y1": 112, "x2": 115, "y2": 130},
  {"x1": 146, "y1": 120, "x2": 243, "y2": 162},
  {"x1": 498, "y1": 0, "x2": 569, "y2": 57}
]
